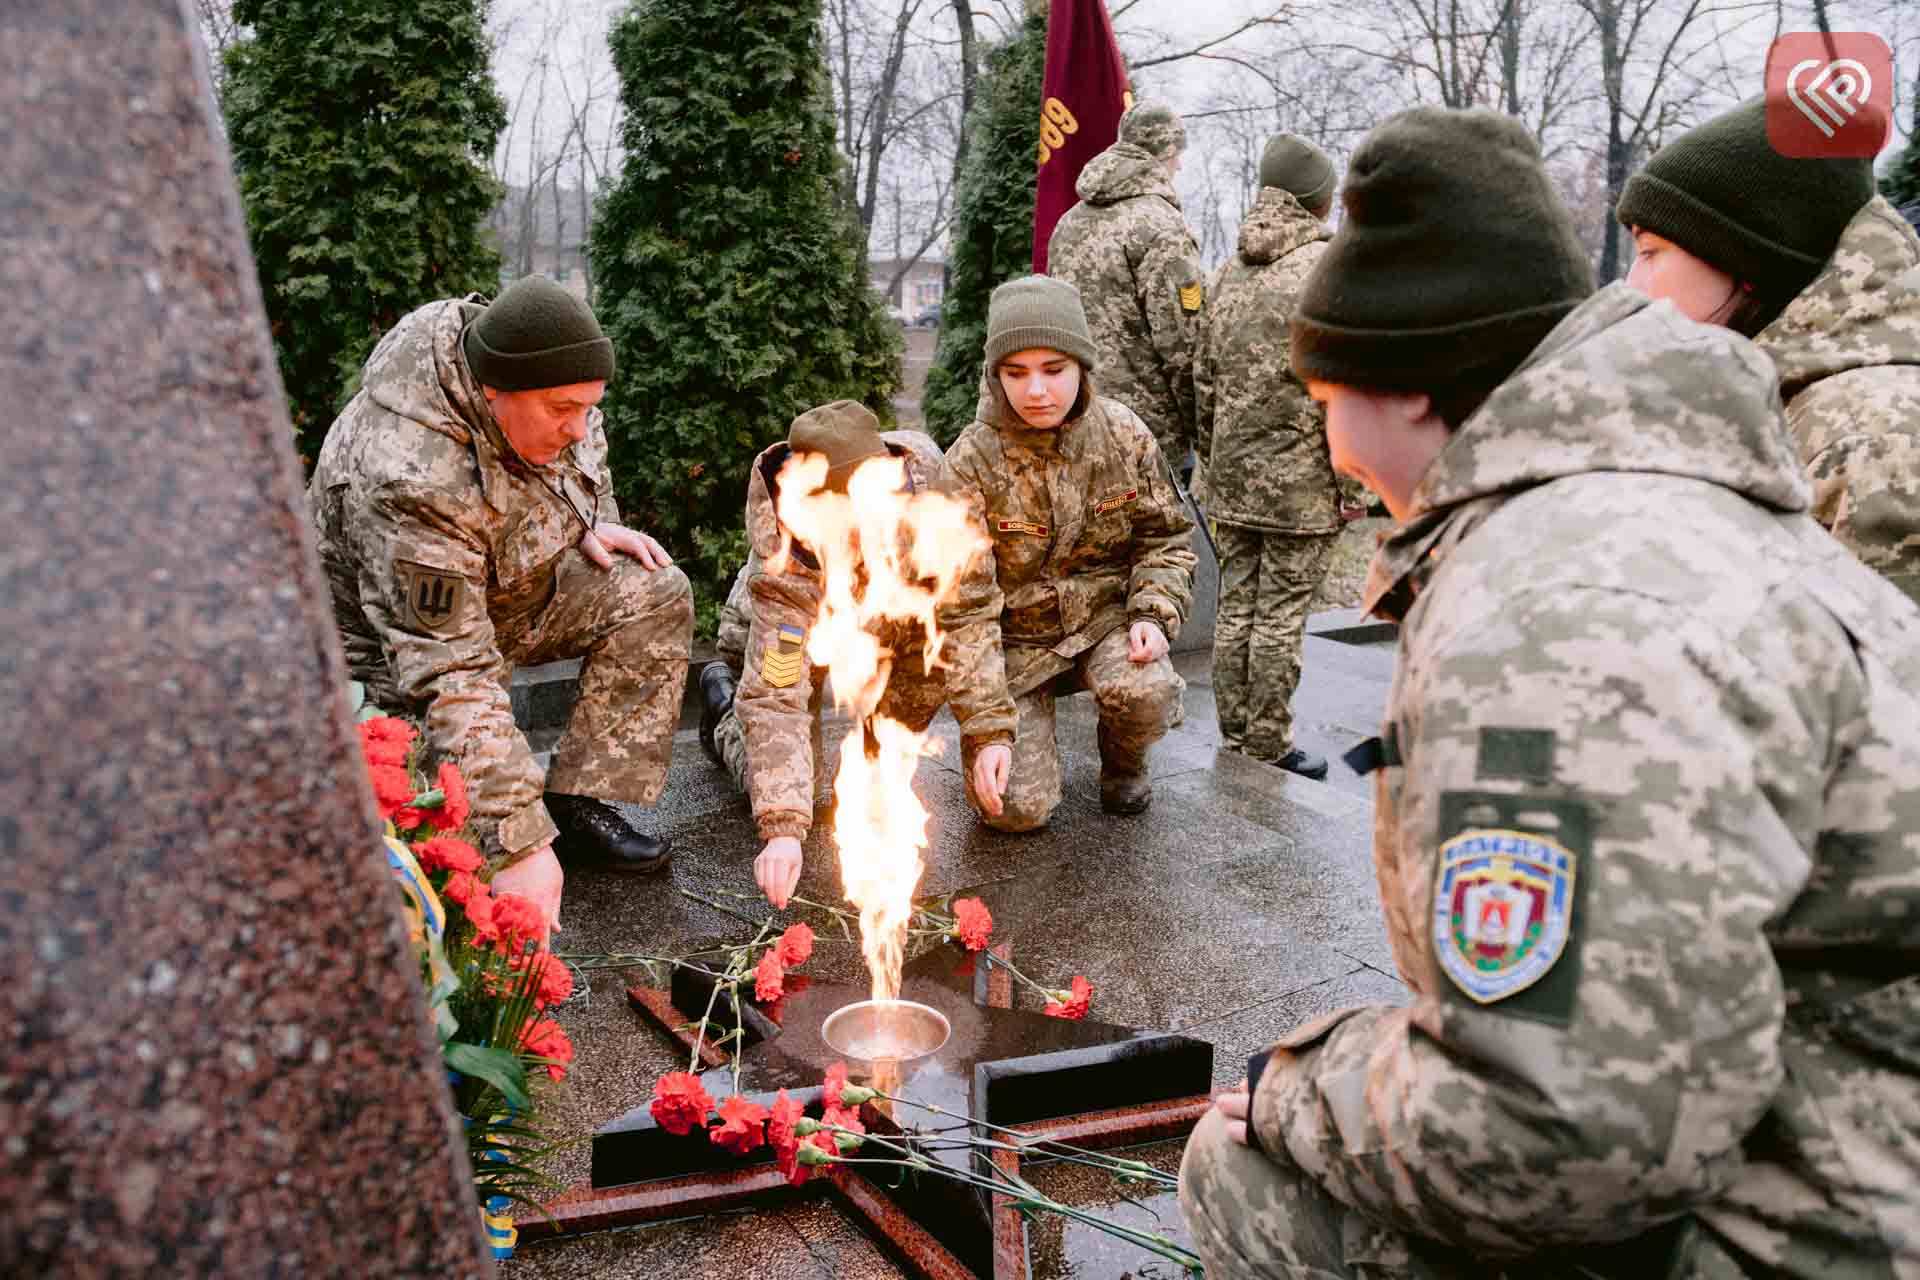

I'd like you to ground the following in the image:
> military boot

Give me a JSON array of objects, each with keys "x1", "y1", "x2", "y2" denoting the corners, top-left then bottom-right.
[
  {"x1": 698, "y1": 662, "x2": 737, "y2": 764},
  {"x1": 1097, "y1": 723, "x2": 1152, "y2": 815},
  {"x1": 546, "y1": 793, "x2": 673, "y2": 874},
  {"x1": 1279, "y1": 748, "x2": 1329, "y2": 781}
]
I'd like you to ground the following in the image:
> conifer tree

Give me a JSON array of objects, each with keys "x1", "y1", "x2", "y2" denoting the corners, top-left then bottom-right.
[
  {"x1": 1880, "y1": 98, "x2": 1920, "y2": 212},
  {"x1": 589, "y1": 0, "x2": 901, "y2": 632},
  {"x1": 223, "y1": 0, "x2": 505, "y2": 465},
  {"x1": 920, "y1": 10, "x2": 1046, "y2": 445}
]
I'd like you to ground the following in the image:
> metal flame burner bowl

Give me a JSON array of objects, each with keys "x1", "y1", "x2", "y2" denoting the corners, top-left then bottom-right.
[{"x1": 820, "y1": 998, "x2": 951, "y2": 1063}]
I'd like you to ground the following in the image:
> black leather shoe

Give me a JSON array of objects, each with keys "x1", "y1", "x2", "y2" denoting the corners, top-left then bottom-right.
[
  {"x1": 1279, "y1": 748, "x2": 1330, "y2": 781},
  {"x1": 546, "y1": 793, "x2": 672, "y2": 874},
  {"x1": 699, "y1": 662, "x2": 737, "y2": 764}
]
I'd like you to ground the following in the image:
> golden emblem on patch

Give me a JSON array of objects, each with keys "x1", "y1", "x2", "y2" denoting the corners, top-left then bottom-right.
[
  {"x1": 761, "y1": 623, "x2": 806, "y2": 689},
  {"x1": 1432, "y1": 828, "x2": 1576, "y2": 1003},
  {"x1": 1178, "y1": 283, "x2": 1203, "y2": 313}
]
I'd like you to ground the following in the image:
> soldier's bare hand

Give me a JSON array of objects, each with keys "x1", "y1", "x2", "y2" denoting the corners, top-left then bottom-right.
[
  {"x1": 591, "y1": 522, "x2": 674, "y2": 571},
  {"x1": 972, "y1": 743, "x2": 1012, "y2": 816},
  {"x1": 1212, "y1": 1086, "x2": 1251, "y2": 1147},
  {"x1": 756, "y1": 836, "x2": 804, "y2": 909},
  {"x1": 1127, "y1": 620, "x2": 1168, "y2": 663},
  {"x1": 491, "y1": 844, "x2": 564, "y2": 948}
]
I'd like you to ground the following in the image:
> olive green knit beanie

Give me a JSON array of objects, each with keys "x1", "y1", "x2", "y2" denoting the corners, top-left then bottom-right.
[
  {"x1": 788, "y1": 400, "x2": 889, "y2": 494},
  {"x1": 463, "y1": 275, "x2": 615, "y2": 391},
  {"x1": 984, "y1": 275, "x2": 1098, "y2": 370},
  {"x1": 1291, "y1": 107, "x2": 1593, "y2": 394},
  {"x1": 1260, "y1": 134, "x2": 1335, "y2": 212},
  {"x1": 1616, "y1": 95, "x2": 1875, "y2": 320},
  {"x1": 1119, "y1": 101, "x2": 1187, "y2": 159}
]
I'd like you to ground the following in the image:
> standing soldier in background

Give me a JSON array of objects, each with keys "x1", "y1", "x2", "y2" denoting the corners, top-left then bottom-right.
[
  {"x1": 697, "y1": 403, "x2": 948, "y2": 908},
  {"x1": 310, "y1": 276, "x2": 694, "y2": 943},
  {"x1": 1195, "y1": 134, "x2": 1362, "y2": 782},
  {"x1": 1048, "y1": 100, "x2": 1207, "y2": 468}
]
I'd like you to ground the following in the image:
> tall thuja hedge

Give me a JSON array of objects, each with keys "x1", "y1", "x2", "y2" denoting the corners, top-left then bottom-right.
[
  {"x1": 920, "y1": 9, "x2": 1046, "y2": 444},
  {"x1": 589, "y1": 0, "x2": 901, "y2": 633},
  {"x1": 223, "y1": 0, "x2": 505, "y2": 465}
]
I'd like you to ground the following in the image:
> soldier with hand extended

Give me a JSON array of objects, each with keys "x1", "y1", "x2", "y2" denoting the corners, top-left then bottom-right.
[
  {"x1": 940, "y1": 276, "x2": 1195, "y2": 830},
  {"x1": 310, "y1": 276, "x2": 694, "y2": 944},
  {"x1": 697, "y1": 402, "x2": 947, "y2": 909},
  {"x1": 1195, "y1": 133, "x2": 1364, "y2": 782},
  {"x1": 1047, "y1": 100, "x2": 1206, "y2": 467},
  {"x1": 1178, "y1": 107, "x2": 1920, "y2": 1277}
]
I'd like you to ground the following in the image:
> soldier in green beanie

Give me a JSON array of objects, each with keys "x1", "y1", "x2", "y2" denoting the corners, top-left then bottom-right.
[
  {"x1": 1618, "y1": 94, "x2": 1920, "y2": 603},
  {"x1": 699, "y1": 401, "x2": 949, "y2": 908},
  {"x1": 1047, "y1": 100, "x2": 1208, "y2": 466},
  {"x1": 938, "y1": 275, "x2": 1196, "y2": 828},
  {"x1": 1195, "y1": 132, "x2": 1358, "y2": 781},
  {"x1": 310, "y1": 276, "x2": 696, "y2": 941},
  {"x1": 1178, "y1": 106, "x2": 1920, "y2": 1278}
]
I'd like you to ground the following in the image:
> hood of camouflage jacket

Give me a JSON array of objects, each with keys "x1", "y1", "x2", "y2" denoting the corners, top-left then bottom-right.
[
  {"x1": 1364, "y1": 283, "x2": 1811, "y2": 618},
  {"x1": 1754, "y1": 195, "x2": 1920, "y2": 401},
  {"x1": 360, "y1": 297, "x2": 492, "y2": 448},
  {"x1": 1237, "y1": 188, "x2": 1327, "y2": 266},
  {"x1": 1074, "y1": 141, "x2": 1182, "y2": 209}
]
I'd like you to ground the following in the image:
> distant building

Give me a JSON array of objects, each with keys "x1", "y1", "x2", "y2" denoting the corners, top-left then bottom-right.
[{"x1": 869, "y1": 255, "x2": 945, "y2": 314}]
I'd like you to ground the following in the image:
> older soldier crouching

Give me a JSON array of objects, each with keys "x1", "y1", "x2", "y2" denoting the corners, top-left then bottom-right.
[
  {"x1": 310, "y1": 276, "x2": 694, "y2": 941},
  {"x1": 1177, "y1": 106, "x2": 1920, "y2": 1278},
  {"x1": 940, "y1": 276, "x2": 1196, "y2": 829},
  {"x1": 696, "y1": 402, "x2": 947, "y2": 907}
]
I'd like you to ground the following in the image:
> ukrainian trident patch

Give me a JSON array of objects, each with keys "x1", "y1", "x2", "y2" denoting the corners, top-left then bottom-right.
[{"x1": 1432, "y1": 826, "x2": 1577, "y2": 1005}]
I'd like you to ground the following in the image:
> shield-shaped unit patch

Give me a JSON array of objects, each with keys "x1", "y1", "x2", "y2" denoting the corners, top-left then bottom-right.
[{"x1": 1432, "y1": 827, "x2": 1577, "y2": 1004}]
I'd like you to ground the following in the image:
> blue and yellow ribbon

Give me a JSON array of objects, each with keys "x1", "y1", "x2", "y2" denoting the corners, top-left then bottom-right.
[{"x1": 385, "y1": 829, "x2": 460, "y2": 1041}]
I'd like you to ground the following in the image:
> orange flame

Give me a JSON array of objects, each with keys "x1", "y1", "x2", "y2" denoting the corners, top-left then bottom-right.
[{"x1": 772, "y1": 450, "x2": 984, "y2": 1003}]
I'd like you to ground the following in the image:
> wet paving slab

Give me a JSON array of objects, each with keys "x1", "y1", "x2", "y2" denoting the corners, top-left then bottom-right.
[{"x1": 505, "y1": 621, "x2": 1399, "y2": 1278}]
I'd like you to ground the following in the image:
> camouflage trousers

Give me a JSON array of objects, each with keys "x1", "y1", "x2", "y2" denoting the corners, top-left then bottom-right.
[
  {"x1": 962, "y1": 626, "x2": 1180, "y2": 832},
  {"x1": 1212, "y1": 523, "x2": 1337, "y2": 761},
  {"x1": 497, "y1": 550, "x2": 693, "y2": 806},
  {"x1": 1178, "y1": 1109, "x2": 1736, "y2": 1279}
]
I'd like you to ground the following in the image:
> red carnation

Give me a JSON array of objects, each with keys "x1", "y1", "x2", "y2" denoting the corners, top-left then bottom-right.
[
  {"x1": 768, "y1": 1088, "x2": 804, "y2": 1180},
  {"x1": 710, "y1": 1095, "x2": 771, "y2": 1156},
  {"x1": 441, "y1": 868, "x2": 483, "y2": 906},
  {"x1": 369, "y1": 763, "x2": 417, "y2": 821},
  {"x1": 1043, "y1": 974, "x2": 1094, "y2": 1021},
  {"x1": 514, "y1": 950, "x2": 574, "y2": 1008},
  {"x1": 519, "y1": 1017, "x2": 574, "y2": 1081},
  {"x1": 357, "y1": 717, "x2": 416, "y2": 767},
  {"x1": 650, "y1": 1072, "x2": 716, "y2": 1136},
  {"x1": 952, "y1": 898, "x2": 993, "y2": 951},
  {"x1": 414, "y1": 835, "x2": 483, "y2": 875},
  {"x1": 754, "y1": 948, "x2": 784, "y2": 1002},
  {"x1": 490, "y1": 893, "x2": 546, "y2": 954},
  {"x1": 823, "y1": 1103, "x2": 866, "y2": 1137},
  {"x1": 822, "y1": 1061, "x2": 849, "y2": 1110},
  {"x1": 462, "y1": 886, "x2": 501, "y2": 944},
  {"x1": 428, "y1": 763, "x2": 470, "y2": 832},
  {"x1": 775, "y1": 922, "x2": 815, "y2": 968}
]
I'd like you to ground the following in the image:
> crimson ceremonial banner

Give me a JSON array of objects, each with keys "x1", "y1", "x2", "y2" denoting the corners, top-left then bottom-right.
[{"x1": 1031, "y1": 0, "x2": 1131, "y2": 273}]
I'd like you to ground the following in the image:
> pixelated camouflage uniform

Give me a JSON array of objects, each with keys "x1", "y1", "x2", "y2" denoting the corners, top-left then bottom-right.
[
  {"x1": 1179, "y1": 284, "x2": 1920, "y2": 1277},
  {"x1": 1195, "y1": 187, "x2": 1359, "y2": 762},
  {"x1": 309, "y1": 298, "x2": 694, "y2": 869},
  {"x1": 711, "y1": 431, "x2": 949, "y2": 841},
  {"x1": 1046, "y1": 134, "x2": 1205, "y2": 463},
  {"x1": 1755, "y1": 194, "x2": 1920, "y2": 604},
  {"x1": 940, "y1": 374, "x2": 1196, "y2": 830}
]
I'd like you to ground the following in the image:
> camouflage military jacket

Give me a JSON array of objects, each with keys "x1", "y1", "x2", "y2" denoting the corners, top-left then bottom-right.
[
  {"x1": 1249, "y1": 285, "x2": 1920, "y2": 1273},
  {"x1": 729, "y1": 430, "x2": 945, "y2": 841},
  {"x1": 939, "y1": 377, "x2": 1196, "y2": 746},
  {"x1": 1194, "y1": 189, "x2": 1353, "y2": 533},
  {"x1": 1046, "y1": 143, "x2": 1205, "y2": 458},
  {"x1": 1756, "y1": 194, "x2": 1920, "y2": 604},
  {"x1": 309, "y1": 298, "x2": 619, "y2": 866}
]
